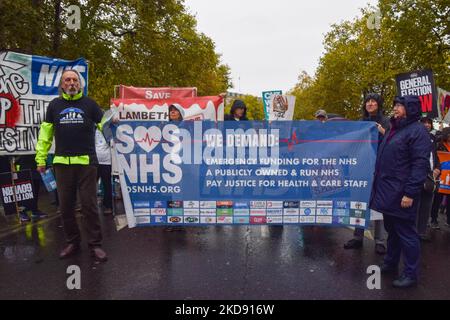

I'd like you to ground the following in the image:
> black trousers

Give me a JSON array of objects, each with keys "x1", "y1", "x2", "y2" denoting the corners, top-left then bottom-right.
[
  {"x1": 54, "y1": 164, "x2": 102, "y2": 247},
  {"x1": 384, "y1": 214, "x2": 420, "y2": 280},
  {"x1": 97, "y1": 164, "x2": 112, "y2": 209}
]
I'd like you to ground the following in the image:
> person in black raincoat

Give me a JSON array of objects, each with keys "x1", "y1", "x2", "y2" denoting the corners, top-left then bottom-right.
[
  {"x1": 224, "y1": 100, "x2": 248, "y2": 121},
  {"x1": 371, "y1": 95, "x2": 431, "y2": 288},
  {"x1": 344, "y1": 93, "x2": 389, "y2": 254}
]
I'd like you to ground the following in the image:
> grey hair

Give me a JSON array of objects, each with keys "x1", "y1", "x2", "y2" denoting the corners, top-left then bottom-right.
[{"x1": 58, "y1": 69, "x2": 85, "y2": 96}]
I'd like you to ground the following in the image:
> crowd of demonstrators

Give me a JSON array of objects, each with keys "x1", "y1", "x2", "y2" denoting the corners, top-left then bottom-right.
[
  {"x1": 416, "y1": 117, "x2": 441, "y2": 241},
  {"x1": 95, "y1": 129, "x2": 113, "y2": 216},
  {"x1": 14, "y1": 155, "x2": 48, "y2": 222},
  {"x1": 430, "y1": 127, "x2": 450, "y2": 229},
  {"x1": 371, "y1": 95, "x2": 432, "y2": 288},
  {"x1": 344, "y1": 93, "x2": 389, "y2": 255},
  {"x1": 35, "y1": 69, "x2": 107, "y2": 262}
]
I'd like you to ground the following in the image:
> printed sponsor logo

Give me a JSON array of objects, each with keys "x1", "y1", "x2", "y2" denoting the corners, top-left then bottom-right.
[
  {"x1": 283, "y1": 216, "x2": 299, "y2": 223},
  {"x1": 350, "y1": 209, "x2": 365, "y2": 218},
  {"x1": 333, "y1": 216, "x2": 350, "y2": 225},
  {"x1": 217, "y1": 216, "x2": 233, "y2": 224},
  {"x1": 334, "y1": 201, "x2": 349, "y2": 209},
  {"x1": 283, "y1": 208, "x2": 299, "y2": 215},
  {"x1": 316, "y1": 216, "x2": 333, "y2": 224},
  {"x1": 134, "y1": 208, "x2": 150, "y2": 216},
  {"x1": 267, "y1": 216, "x2": 283, "y2": 224},
  {"x1": 200, "y1": 201, "x2": 216, "y2": 209},
  {"x1": 250, "y1": 209, "x2": 267, "y2": 216},
  {"x1": 283, "y1": 201, "x2": 300, "y2": 208},
  {"x1": 151, "y1": 208, "x2": 167, "y2": 216},
  {"x1": 200, "y1": 216, "x2": 217, "y2": 224},
  {"x1": 300, "y1": 208, "x2": 316, "y2": 216},
  {"x1": 250, "y1": 216, "x2": 267, "y2": 224},
  {"x1": 151, "y1": 216, "x2": 167, "y2": 224},
  {"x1": 316, "y1": 200, "x2": 333, "y2": 208},
  {"x1": 183, "y1": 208, "x2": 200, "y2": 215},
  {"x1": 168, "y1": 201, "x2": 183, "y2": 208},
  {"x1": 350, "y1": 217, "x2": 366, "y2": 226},
  {"x1": 233, "y1": 209, "x2": 250, "y2": 216},
  {"x1": 233, "y1": 216, "x2": 250, "y2": 224},
  {"x1": 250, "y1": 201, "x2": 266, "y2": 209},
  {"x1": 184, "y1": 216, "x2": 200, "y2": 224},
  {"x1": 317, "y1": 207, "x2": 332, "y2": 216},
  {"x1": 183, "y1": 201, "x2": 199, "y2": 209},
  {"x1": 266, "y1": 201, "x2": 283, "y2": 208},
  {"x1": 233, "y1": 201, "x2": 249, "y2": 209},
  {"x1": 168, "y1": 216, "x2": 182, "y2": 223},
  {"x1": 300, "y1": 201, "x2": 316, "y2": 208},
  {"x1": 350, "y1": 201, "x2": 367, "y2": 210},
  {"x1": 199, "y1": 208, "x2": 216, "y2": 216},
  {"x1": 134, "y1": 201, "x2": 150, "y2": 208},
  {"x1": 333, "y1": 209, "x2": 350, "y2": 216},
  {"x1": 216, "y1": 201, "x2": 233, "y2": 208},
  {"x1": 150, "y1": 201, "x2": 166, "y2": 208},
  {"x1": 266, "y1": 208, "x2": 283, "y2": 216},
  {"x1": 299, "y1": 216, "x2": 316, "y2": 224},
  {"x1": 167, "y1": 208, "x2": 183, "y2": 216},
  {"x1": 217, "y1": 208, "x2": 233, "y2": 216},
  {"x1": 135, "y1": 216, "x2": 151, "y2": 224}
]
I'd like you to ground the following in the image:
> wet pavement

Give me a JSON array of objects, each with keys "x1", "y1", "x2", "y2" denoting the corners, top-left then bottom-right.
[{"x1": 1, "y1": 189, "x2": 450, "y2": 300}]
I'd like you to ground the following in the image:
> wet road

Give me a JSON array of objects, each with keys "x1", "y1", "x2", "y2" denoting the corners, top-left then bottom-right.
[{"x1": 1, "y1": 191, "x2": 450, "y2": 300}]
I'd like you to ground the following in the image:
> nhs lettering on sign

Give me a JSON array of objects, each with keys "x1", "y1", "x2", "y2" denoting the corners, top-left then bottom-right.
[{"x1": 31, "y1": 56, "x2": 88, "y2": 96}]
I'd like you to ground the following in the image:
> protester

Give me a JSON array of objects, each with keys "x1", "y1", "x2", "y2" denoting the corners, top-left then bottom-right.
[
  {"x1": 95, "y1": 129, "x2": 113, "y2": 215},
  {"x1": 416, "y1": 117, "x2": 440, "y2": 240},
  {"x1": 430, "y1": 127, "x2": 450, "y2": 229},
  {"x1": 168, "y1": 104, "x2": 184, "y2": 121},
  {"x1": 166, "y1": 104, "x2": 185, "y2": 232},
  {"x1": 35, "y1": 69, "x2": 107, "y2": 262},
  {"x1": 225, "y1": 100, "x2": 248, "y2": 121},
  {"x1": 15, "y1": 155, "x2": 48, "y2": 222},
  {"x1": 314, "y1": 109, "x2": 328, "y2": 122},
  {"x1": 344, "y1": 93, "x2": 389, "y2": 254},
  {"x1": 371, "y1": 95, "x2": 431, "y2": 288}
]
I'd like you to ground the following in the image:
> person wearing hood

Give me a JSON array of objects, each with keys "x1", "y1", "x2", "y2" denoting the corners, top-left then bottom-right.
[
  {"x1": 344, "y1": 93, "x2": 389, "y2": 254},
  {"x1": 225, "y1": 100, "x2": 248, "y2": 121},
  {"x1": 371, "y1": 95, "x2": 431, "y2": 288},
  {"x1": 416, "y1": 117, "x2": 440, "y2": 241},
  {"x1": 168, "y1": 104, "x2": 184, "y2": 121}
]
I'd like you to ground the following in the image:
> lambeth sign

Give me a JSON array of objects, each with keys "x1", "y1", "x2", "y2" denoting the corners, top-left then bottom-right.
[{"x1": 113, "y1": 121, "x2": 378, "y2": 228}]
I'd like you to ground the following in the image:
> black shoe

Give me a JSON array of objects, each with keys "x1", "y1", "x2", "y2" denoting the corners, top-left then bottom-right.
[
  {"x1": 380, "y1": 263, "x2": 398, "y2": 275},
  {"x1": 392, "y1": 274, "x2": 417, "y2": 288},
  {"x1": 344, "y1": 239, "x2": 363, "y2": 249},
  {"x1": 59, "y1": 243, "x2": 80, "y2": 259},
  {"x1": 375, "y1": 243, "x2": 387, "y2": 255},
  {"x1": 90, "y1": 247, "x2": 108, "y2": 262}
]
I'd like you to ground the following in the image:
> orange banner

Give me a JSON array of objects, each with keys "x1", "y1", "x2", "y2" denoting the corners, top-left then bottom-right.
[{"x1": 437, "y1": 151, "x2": 450, "y2": 194}]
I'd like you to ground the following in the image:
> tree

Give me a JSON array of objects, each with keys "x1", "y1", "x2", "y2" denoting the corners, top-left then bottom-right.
[{"x1": 290, "y1": 0, "x2": 450, "y2": 119}]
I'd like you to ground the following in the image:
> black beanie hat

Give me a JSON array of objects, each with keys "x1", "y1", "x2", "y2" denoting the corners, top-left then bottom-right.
[{"x1": 364, "y1": 93, "x2": 383, "y2": 108}]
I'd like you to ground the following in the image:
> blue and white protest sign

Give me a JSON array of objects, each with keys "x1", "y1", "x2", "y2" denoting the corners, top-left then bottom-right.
[
  {"x1": 113, "y1": 121, "x2": 378, "y2": 228},
  {"x1": 262, "y1": 90, "x2": 282, "y2": 120},
  {"x1": 0, "y1": 50, "x2": 88, "y2": 154}
]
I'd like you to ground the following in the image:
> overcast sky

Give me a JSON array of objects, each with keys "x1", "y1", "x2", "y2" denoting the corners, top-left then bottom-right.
[{"x1": 184, "y1": 0, "x2": 377, "y2": 96}]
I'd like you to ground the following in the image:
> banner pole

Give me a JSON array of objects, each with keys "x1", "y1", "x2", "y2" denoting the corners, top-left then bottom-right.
[{"x1": 9, "y1": 157, "x2": 20, "y2": 223}]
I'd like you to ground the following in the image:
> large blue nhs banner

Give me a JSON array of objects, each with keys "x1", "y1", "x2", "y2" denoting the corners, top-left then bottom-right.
[{"x1": 113, "y1": 121, "x2": 378, "y2": 228}]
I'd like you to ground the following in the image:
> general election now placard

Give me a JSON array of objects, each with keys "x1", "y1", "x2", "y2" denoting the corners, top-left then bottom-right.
[
  {"x1": 113, "y1": 121, "x2": 378, "y2": 228},
  {"x1": 0, "y1": 50, "x2": 88, "y2": 155}
]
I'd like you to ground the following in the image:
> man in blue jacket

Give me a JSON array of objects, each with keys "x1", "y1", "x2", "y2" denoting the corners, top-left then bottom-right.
[{"x1": 371, "y1": 95, "x2": 431, "y2": 288}]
